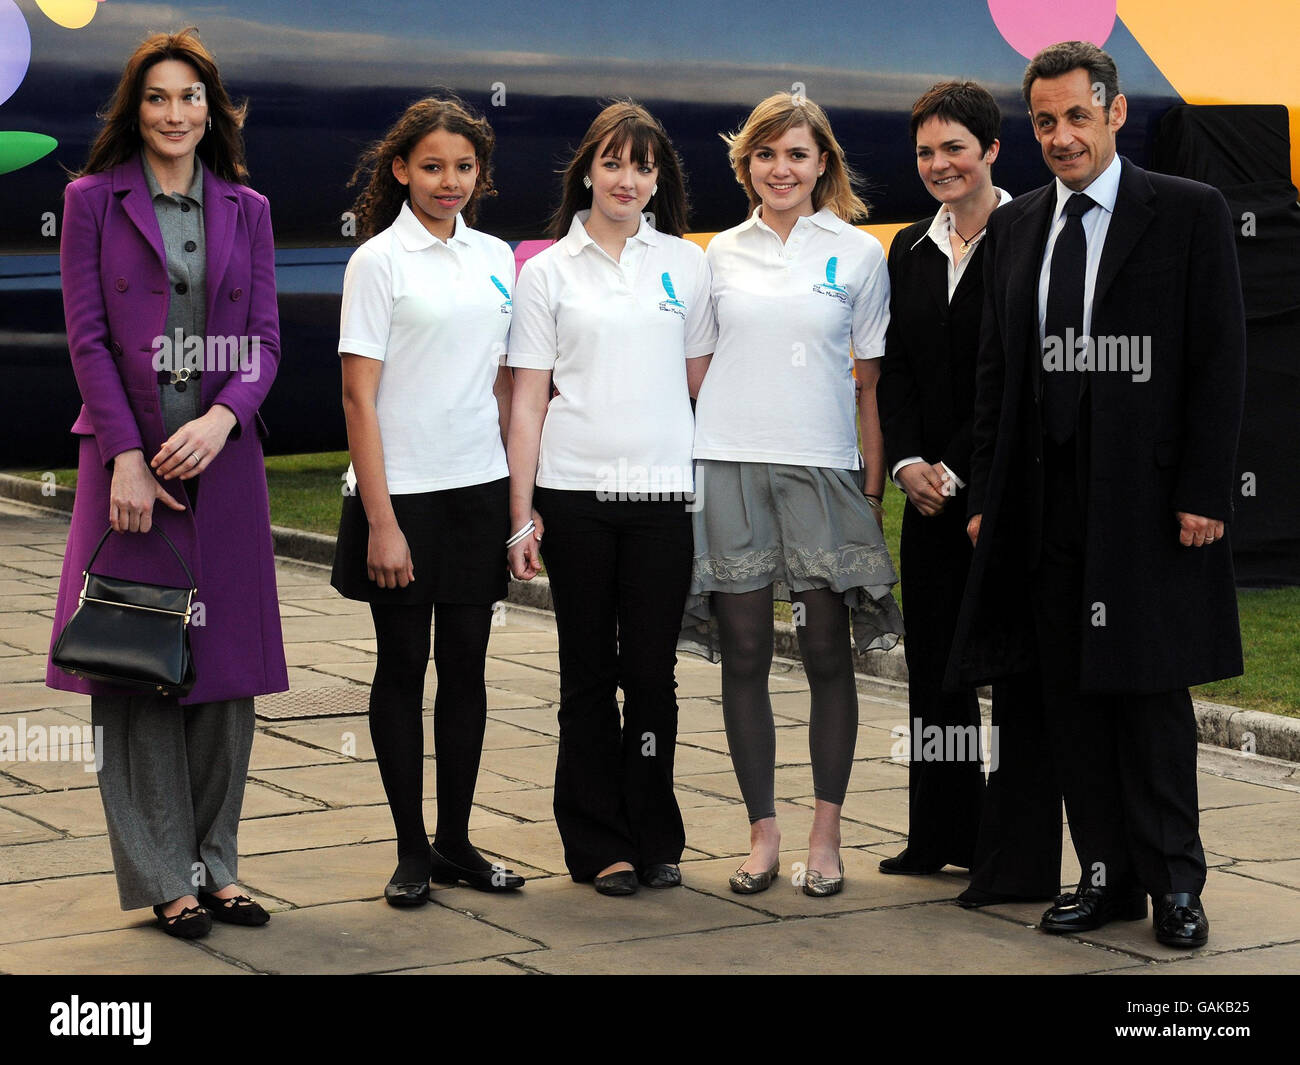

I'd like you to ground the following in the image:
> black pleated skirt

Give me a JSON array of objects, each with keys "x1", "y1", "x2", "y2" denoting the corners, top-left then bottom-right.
[{"x1": 330, "y1": 477, "x2": 510, "y2": 605}]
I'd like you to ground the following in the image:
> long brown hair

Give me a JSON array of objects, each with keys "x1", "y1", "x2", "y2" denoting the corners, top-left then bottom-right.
[
  {"x1": 723, "y1": 93, "x2": 869, "y2": 223},
  {"x1": 78, "y1": 27, "x2": 249, "y2": 183},
  {"x1": 549, "y1": 101, "x2": 689, "y2": 240},
  {"x1": 348, "y1": 96, "x2": 497, "y2": 240}
]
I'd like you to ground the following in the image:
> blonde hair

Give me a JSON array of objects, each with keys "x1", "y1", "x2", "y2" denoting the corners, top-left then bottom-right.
[{"x1": 722, "y1": 93, "x2": 869, "y2": 223}]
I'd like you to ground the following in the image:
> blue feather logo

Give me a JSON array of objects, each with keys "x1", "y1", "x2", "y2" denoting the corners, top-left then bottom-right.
[
  {"x1": 658, "y1": 271, "x2": 686, "y2": 317},
  {"x1": 826, "y1": 257, "x2": 838, "y2": 286},
  {"x1": 490, "y1": 274, "x2": 512, "y2": 314}
]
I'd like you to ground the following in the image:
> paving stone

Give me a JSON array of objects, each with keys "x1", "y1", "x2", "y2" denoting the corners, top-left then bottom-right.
[
  {"x1": 279, "y1": 603, "x2": 326, "y2": 617},
  {"x1": 493, "y1": 653, "x2": 560, "y2": 674},
  {"x1": 0, "y1": 625, "x2": 60, "y2": 655},
  {"x1": 383, "y1": 958, "x2": 530, "y2": 975},
  {"x1": 2, "y1": 787, "x2": 108, "y2": 837},
  {"x1": 0, "y1": 752, "x2": 101, "y2": 791},
  {"x1": 472, "y1": 788, "x2": 555, "y2": 824},
  {"x1": 0, "y1": 873, "x2": 139, "y2": 944},
  {"x1": 484, "y1": 744, "x2": 558, "y2": 788},
  {"x1": 1200, "y1": 802, "x2": 1300, "y2": 862},
  {"x1": 671, "y1": 742, "x2": 740, "y2": 778},
  {"x1": 237, "y1": 841, "x2": 410, "y2": 907},
  {"x1": 283, "y1": 642, "x2": 375, "y2": 667},
  {"x1": 284, "y1": 666, "x2": 367, "y2": 691},
  {"x1": 251, "y1": 762, "x2": 389, "y2": 807},
  {"x1": 205, "y1": 897, "x2": 541, "y2": 975},
  {"x1": 0, "y1": 834, "x2": 115, "y2": 883},
  {"x1": 241, "y1": 781, "x2": 324, "y2": 818},
  {"x1": 0, "y1": 771, "x2": 37, "y2": 797},
  {"x1": 0, "y1": 595, "x2": 58, "y2": 611},
  {"x1": 484, "y1": 631, "x2": 561, "y2": 655},
  {"x1": 459, "y1": 821, "x2": 570, "y2": 876},
  {"x1": 278, "y1": 596, "x2": 373, "y2": 615},
  {"x1": 1226, "y1": 858, "x2": 1300, "y2": 890},
  {"x1": 1197, "y1": 773, "x2": 1300, "y2": 810},
  {"x1": 248, "y1": 731, "x2": 349, "y2": 771},
  {"x1": 264, "y1": 717, "x2": 373, "y2": 760},
  {"x1": 279, "y1": 615, "x2": 379, "y2": 643},
  {"x1": 675, "y1": 699, "x2": 725, "y2": 734},
  {"x1": 514, "y1": 898, "x2": 1133, "y2": 975},
  {"x1": 453, "y1": 871, "x2": 772, "y2": 951},
  {"x1": 1102, "y1": 941, "x2": 1300, "y2": 975},
  {"x1": 0, "y1": 927, "x2": 252, "y2": 974},
  {"x1": 0, "y1": 805, "x2": 61, "y2": 845},
  {"x1": 489, "y1": 706, "x2": 560, "y2": 736},
  {"x1": 237, "y1": 805, "x2": 397, "y2": 855}
]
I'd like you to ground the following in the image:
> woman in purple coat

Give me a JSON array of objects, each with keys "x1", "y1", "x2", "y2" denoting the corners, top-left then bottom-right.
[{"x1": 45, "y1": 28, "x2": 288, "y2": 939}]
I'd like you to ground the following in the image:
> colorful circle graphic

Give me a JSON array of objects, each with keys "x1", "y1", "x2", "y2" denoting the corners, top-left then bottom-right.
[{"x1": 987, "y1": 0, "x2": 1117, "y2": 59}]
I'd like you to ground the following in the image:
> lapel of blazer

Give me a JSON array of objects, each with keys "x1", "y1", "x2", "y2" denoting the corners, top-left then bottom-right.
[
  {"x1": 950, "y1": 241, "x2": 983, "y2": 311},
  {"x1": 203, "y1": 163, "x2": 239, "y2": 326},
  {"x1": 1093, "y1": 158, "x2": 1156, "y2": 310},
  {"x1": 1008, "y1": 184, "x2": 1057, "y2": 399},
  {"x1": 112, "y1": 157, "x2": 166, "y2": 269}
]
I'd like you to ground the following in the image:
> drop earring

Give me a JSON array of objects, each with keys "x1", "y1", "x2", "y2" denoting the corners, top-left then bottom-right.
[
  {"x1": 651, "y1": 184, "x2": 658, "y2": 196},
  {"x1": 582, "y1": 175, "x2": 592, "y2": 189},
  {"x1": 207, "y1": 117, "x2": 213, "y2": 131}
]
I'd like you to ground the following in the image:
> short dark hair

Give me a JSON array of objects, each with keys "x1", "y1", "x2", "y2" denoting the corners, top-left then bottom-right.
[
  {"x1": 909, "y1": 81, "x2": 1001, "y2": 154},
  {"x1": 1022, "y1": 40, "x2": 1120, "y2": 111}
]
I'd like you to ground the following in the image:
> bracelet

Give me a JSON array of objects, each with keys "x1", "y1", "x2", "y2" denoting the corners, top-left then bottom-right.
[
  {"x1": 865, "y1": 497, "x2": 883, "y2": 512},
  {"x1": 505, "y1": 520, "x2": 536, "y2": 549},
  {"x1": 864, "y1": 493, "x2": 883, "y2": 502}
]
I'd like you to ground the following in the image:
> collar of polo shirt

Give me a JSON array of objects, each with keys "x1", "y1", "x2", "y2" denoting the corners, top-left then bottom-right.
[
  {"x1": 736, "y1": 204, "x2": 845, "y2": 239},
  {"x1": 562, "y1": 209, "x2": 662, "y2": 256},
  {"x1": 393, "y1": 200, "x2": 472, "y2": 252}
]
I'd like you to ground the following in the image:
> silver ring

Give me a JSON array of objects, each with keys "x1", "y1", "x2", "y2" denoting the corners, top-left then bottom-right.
[{"x1": 189, "y1": 452, "x2": 200, "y2": 465}]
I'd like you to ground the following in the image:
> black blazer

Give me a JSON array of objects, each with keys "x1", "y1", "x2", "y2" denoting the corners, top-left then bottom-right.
[
  {"x1": 948, "y1": 158, "x2": 1247, "y2": 694},
  {"x1": 879, "y1": 216, "x2": 988, "y2": 483}
]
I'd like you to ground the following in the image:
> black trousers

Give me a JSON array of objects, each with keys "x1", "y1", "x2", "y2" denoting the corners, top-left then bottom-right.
[
  {"x1": 903, "y1": 500, "x2": 1061, "y2": 892},
  {"x1": 1033, "y1": 437, "x2": 1206, "y2": 897},
  {"x1": 534, "y1": 488, "x2": 692, "y2": 880}
]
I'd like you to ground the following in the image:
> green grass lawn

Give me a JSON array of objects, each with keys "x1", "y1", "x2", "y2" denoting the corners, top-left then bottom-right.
[{"x1": 12, "y1": 458, "x2": 1297, "y2": 717}]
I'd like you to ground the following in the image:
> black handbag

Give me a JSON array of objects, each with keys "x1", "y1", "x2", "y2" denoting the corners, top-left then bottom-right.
[{"x1": 52, "y1": 524, "x2": 197, "y2": 696}]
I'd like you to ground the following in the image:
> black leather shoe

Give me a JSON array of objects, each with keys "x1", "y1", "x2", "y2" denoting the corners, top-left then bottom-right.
[
  {"x1": 1039, "y1": 886, "x2": 1147, "y2": 934},
  {"x1": 153, "y1": 902, "x2": 212, "y2": 939},
  {"x1": 429, "y1": 845, "x2": 525, "y2": 892},
  {"x1": 384, "y1": 879, "x2": 431, "y2": 907},
  {"x1": 878, "y1": 849, "x2": 945, "y2": 876},
  {"x1": 198, "y1": 890, "x2": 271, "y2": 926},
  {"x1": 593, "y1": 870, "x2": 639, "y2": 896},
  {"x1": 638, "y1": 863, "x2": 682, "y2": 888},
  {"x1": 1153, "y1": 892, "x2": 1209, "y2": 948},
  {"x1": 955, "y1": 886, "x2": 1058, "y2": 909}
]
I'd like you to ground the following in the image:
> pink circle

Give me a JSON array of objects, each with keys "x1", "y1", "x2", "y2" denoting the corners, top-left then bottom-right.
[
  {"x1": 987, "y1": 0, "x2": 1116, "y2": 59},
  {"x1": 0, "y1": 0, "x2": 32, "y2": 108}
]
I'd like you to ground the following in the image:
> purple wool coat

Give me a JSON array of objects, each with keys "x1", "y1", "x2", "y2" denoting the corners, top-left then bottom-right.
[{"x1": 45, "y1": 156, "x2": 289, "y2": 705}]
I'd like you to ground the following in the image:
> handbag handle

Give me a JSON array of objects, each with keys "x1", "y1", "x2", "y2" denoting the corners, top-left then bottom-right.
[{"x1": 83, "y1": 524, "x2": 197, "y2": 590}]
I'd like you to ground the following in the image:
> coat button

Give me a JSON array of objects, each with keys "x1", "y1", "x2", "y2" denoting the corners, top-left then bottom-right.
[
  {"x1": 180, "y1": 202, "x2": 191, "y2": 213},
  {"x1": 230, "y1": 288, "x2": 243, "y2": 301},
  {"x1": 184, "y1": 240, "x2": 197, "y2": 253},
  {"x1": 110, "y1": 341, "x2": 123, "y2": 357},
  {"x1": 115, "y1": 277, "x2": 128, "y2": 292},
  {"x1": 175, "y1": 282, "x2": 188, "y2": 295}
]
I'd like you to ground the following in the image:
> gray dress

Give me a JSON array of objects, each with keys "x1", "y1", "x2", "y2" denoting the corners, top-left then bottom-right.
[{"x1": 90, "y1": 155, "x2": 255, "y2": 912}]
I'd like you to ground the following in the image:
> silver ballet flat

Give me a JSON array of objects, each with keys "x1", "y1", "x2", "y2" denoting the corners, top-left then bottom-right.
[
  {"x1": 729, "y1": 861, "x2": 780, "y2": 894},
  {"x1": 802, "y1": 857, "x2": 844, "y2": 897}
]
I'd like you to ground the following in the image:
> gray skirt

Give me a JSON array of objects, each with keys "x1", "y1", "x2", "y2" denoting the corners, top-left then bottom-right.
[{"x1": 680, "y1": 460, "x2": 904, "y2": 661}]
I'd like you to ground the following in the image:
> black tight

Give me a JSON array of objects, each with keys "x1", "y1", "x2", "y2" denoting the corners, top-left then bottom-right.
[
  {"x1": 713, "y1": 586, "x2": 859, "y2": 822},
  {"x1": 368, "y1": 601, "x2": 493, "y2": 880}
]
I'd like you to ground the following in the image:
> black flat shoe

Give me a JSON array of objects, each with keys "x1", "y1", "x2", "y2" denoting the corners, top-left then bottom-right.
[
  {"x1": 384, "y1": 879, "x2": 431, "y2": 907},
  {"x1": 429, "y1": 845, "x2": 525, "y2": 892},
  {"x1": 593, "y1": 870, "x2": 639, "y2": 896},
  {"x1": 955, "y1": 886, "x2": 1058, "y2": 909},
  {"x1": 878, "y1": 849, "x2": 946, "y2": 876},
  {"x1": 638, "y1": 863, "x2": 682, "y2": 888},
  {"x1": 1039, "y1": 885, "x2": 1147, "y2": 934},
  {"x1": 153, "y1": 902, "x2": 212, "y2": 940},
  {"x1": 198, "y1": 890, "x2": 271, "y2": 926},
  {"x1": 1153, "y1": 892, "x2": 1209, "y2": 948}
]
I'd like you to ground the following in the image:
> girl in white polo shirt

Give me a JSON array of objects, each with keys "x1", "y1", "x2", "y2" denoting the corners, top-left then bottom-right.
[
  {"x1": 686, "y1": 93, "x2": 904, "y2": 898},
  {"x1": 507, "y1": 102, "x2": 715, "y2": 897},
  {"x1": 331, "y1": 97, "x2": 525, "y2": 905}
]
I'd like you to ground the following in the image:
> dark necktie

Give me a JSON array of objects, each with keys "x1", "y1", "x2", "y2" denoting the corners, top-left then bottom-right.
[{"x1": 1042, "y1": 192, "x2": 1096, "y2": 444}]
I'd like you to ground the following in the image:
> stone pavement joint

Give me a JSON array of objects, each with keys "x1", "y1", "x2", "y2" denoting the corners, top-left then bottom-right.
[{"x1": 0, "y1": 498, "x2": 1298, "y2": 975}]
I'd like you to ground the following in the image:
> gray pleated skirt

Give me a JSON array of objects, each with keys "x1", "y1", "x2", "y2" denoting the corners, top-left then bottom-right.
[{"x1": 680, "y1": 459, "x2": 904, "y2": 661}]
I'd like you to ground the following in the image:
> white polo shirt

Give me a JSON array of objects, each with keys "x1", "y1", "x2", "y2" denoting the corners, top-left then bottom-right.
[
  {"x1": 507, "y1": 211, "x2": 715, "y2": 494},
  {"x1": 338, "y1": 202, "x2": 514, "y2": 494},
  {"x1": 693, "y1": 206, "x2": 890, "y2": 469}
]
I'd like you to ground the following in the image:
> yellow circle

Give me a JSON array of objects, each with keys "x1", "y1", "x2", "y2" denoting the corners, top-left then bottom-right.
[{"x1": 35, "y1": 0, "x2": 101, "y2": 31}]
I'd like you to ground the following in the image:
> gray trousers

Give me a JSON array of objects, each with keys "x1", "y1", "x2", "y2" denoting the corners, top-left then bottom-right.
[{"x1": 91, "y1": 694, "x2": 255, "y2": 911}]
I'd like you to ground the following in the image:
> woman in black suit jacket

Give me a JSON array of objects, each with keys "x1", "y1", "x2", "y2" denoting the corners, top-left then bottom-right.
[{"x1": 877, "y1": 82, "x2": 1060, "y2": 906}]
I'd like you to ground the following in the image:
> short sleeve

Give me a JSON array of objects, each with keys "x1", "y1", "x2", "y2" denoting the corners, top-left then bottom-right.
[
  {"x1": 683, "y1": 246, "x2": 717, "y2": 358},
  {"x1": 851, "y1": 239, "x2": 890, "y2": 361},
  {"x1": 494, "y1": 242, "x2": 517, "y2": 366},
  {"x1": 338, "y1": 242, "x2": 392, "y2": 361},
  {"x1": 506, "y1": 257, "x2": 558, "y2": 371}
]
